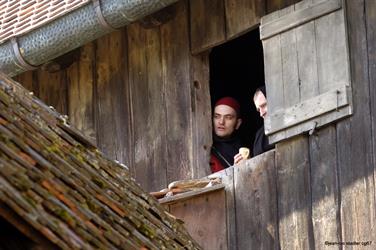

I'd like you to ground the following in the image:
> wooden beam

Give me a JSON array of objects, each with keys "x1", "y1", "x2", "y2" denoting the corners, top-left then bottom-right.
[
  {"x1": 139, "y1": 4, "x2": 177, "y2": 29},
  {"x1": 159, "y1": 184, "x2": 225, "y2": 205},
  {"x1": 261, "y1": 0, "x2": 341, "y2": 39},
  {"x1": 265, "y1": 85, "x2": 351, "y2": 135},
  {"x1": 224, "y1": 0, "x2": 265, "y2": 39},
  {"x1": 189, "y1": 0, "x2": 226, "y2": 54}
]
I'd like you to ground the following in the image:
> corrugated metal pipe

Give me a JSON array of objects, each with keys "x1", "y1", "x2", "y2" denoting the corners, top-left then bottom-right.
[{"x1": 0, "y1": 0, "x2": 179, "y2": 77}]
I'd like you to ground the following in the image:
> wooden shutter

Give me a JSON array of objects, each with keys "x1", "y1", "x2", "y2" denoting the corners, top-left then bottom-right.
[{"x1": 260, "y1": 0, "x2": 352, "y2": 143}]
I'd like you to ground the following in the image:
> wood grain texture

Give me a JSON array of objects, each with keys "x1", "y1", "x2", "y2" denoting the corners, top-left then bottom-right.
[
  {"x1": 262, "y1": 36, "x2": 284, "y2": 114},
  {"x1": 261, "y1": 0, "x2": 341, "y2": 40},
  {"x1": 190, "y1": 53, "x2": 212, "y2": 178},
  {"x1": 127, "y1": 22, "x2": 168, "y2": 192},
  {"x1": 159, "y1": 184, "x2": 225, "y2": 205},
  {"x1": 212, "y1": 167, "x2": 237, "y2": 250},
  {"x1": 169, "y1": 189, "x2": 227, "y2": 250},
  {"x1": 234, "y1": 150, "x2": 278, "y2": 250},
  {"x1": 161, "y1": 0, "x2": 194, "y2": 183},
  {"x1": 315, "y1": 2, "x2": 349, "y2": 93},
  {"x1": 263, "y1": 0, "x2": 352, "y2": 143},
  {"x1": 268, "y1": 104, "x2": 352, "y2": 144},
  {"x1": 266, "y1": 0, "x2": 300, "y2": 14},
  {"x1": 66, "y1": 43, "x2": 96, "y2": 141},
  {"x1": 94, "y1": 29, "x2": 130, "y2": 166},
  {"x1": 336, "y1": 0, "x2": 376, "y2": 244},
  {"x1": 295, "y1": 15, "x2": 319, "y2": 100},
  {"x1": 265, "y1": 86, "x2": 350, "y2": 135},
  {"x1": 309, "y1": 126, "x2": 341, "y2": 249},
  {"x1": 275, "y1": 136, "x2": 314, "y2": 249},
  {"x1": 224, "y1": 0, "x2": 265, "y2": 39},
  {"x1": 366, "y1": 1, "x2": 376, "y2": 244},
  {"x1": 280, "y1": 5, "x2": 299, "y2": 108},
  {"x1": 36, "y1": 70, "x2": 68, "y2": 115},
  {"x1": 189, "y1": 0, "x2": 226, "y2": 54},
  {"x1": 13, "y1": 71, "x2": 34, "y2": 92}
]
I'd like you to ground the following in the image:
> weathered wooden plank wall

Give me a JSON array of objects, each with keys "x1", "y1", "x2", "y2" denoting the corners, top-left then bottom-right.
[
  {"x1": 66, "y1": 43, "x2": 96, "y2": 141},
  {"x1": 11, "y1": 0, "x2": 376, "y2": 248},
  {"x1": 234, "y1": 151, "x2": 278, "y2": 250},
  {"x1": 189, "y1": 0, "x2": 226, "y2": 54},
  {"x1": 161, "y1": 0, "x2": 195, "y2": 183},
  {"x1": 165, "y1": 2, "x2": 376, "y2": 249},
  {"x1": 190, "y1": 0, "x2": 300, "y2": 54},
  {"x1": 367, "y1": 2, "x2": 376, "y2": 243},
  {"x1": 337, "y1": 0, "x2": 376, "y2": 243},
  {"x1": 225, "y1": 0, "x2": 265, "y2": 39},
  {"x1": 127, "y1": 22, "x2": 167, "y2": 190},
  {"x1": 14, "y1": 0, "x2": 301, "y2": 192},
  {"x1": 95, "y1": 30, "x2": 130, "y2": 165},
  {"x1": 169, "y1": 189, "x2": 227, "y2": 249}
]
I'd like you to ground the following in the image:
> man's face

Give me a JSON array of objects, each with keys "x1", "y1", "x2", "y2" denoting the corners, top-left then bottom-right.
[
  {"x1": 254, "y1": 92, "x2": 267, "y2": 119},
  {"x1": 213, "y1": 105, "x2": 241, "y2": 138}
]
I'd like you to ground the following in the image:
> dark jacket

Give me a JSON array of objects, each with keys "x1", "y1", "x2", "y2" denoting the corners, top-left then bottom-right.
[
  {"x1": 253, "y1": 125, "x2": 275, "y2": 157},
  {"x1": 210, "y1": 134, "x2": 242, "y2": 173}
]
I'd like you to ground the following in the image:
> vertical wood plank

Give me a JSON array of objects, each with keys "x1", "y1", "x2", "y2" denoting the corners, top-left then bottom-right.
[
  {"x1": 189, "y1": 0, "x2": 226, "y2": 54},
  {"x1": 222, "y1": 168, "x2": 237, "y2": 250},
  {"x1": 95, "y1": 29, "x2": 130, "y2": 166},
  {"x1": 169, "y1": 190, "x2": 227, "y2": 249},
  {"x1": 190, "y1": 53, "x2": 212, "y2": 178},
  {"x1": 210, "y1": 167, "x2": 237, "y2": 250},
  {"x1": 315, "y1": 6, "x2": 349, "y2": 93},
  {"x1": 37, "y1": 70, "x2": 68, "y2": 115},
  {"x1": 366, "y1": 1, "x2": 376, "y2": 243},
  {"x1": 161, "y1": 0, "x2": 194, "y2": 183},
  {"x1": 280, "y1": 7, "x2": 300, "y2": 107},
  {"x1": 276, "y1": 136, "x2": 314, "y2": 249},
  {"x1": 234, "y1": 151, "x2": 278, "y2": 250},
  {"x1": 295, "y1": 0, "x2": 319, "y2": 100},
  {"x1": 263, "y1": 35, "x2": 284, "y2": 111},
  {"x1": 309, "y1": 126, "x2": 341, "y2": 249},
  {"x1": 336, "y1": 0, "x2": 376, "y2": 245},
  {"x1": 14, "y1": 71, "x2": 34, "y2": 92},
  {"x1": 128, "y1": 22, "x2": 168, "y2": 192},
  {"x1": 262, "y1": 10, "x2": 284, "y2": 137},
  {"x1": 66, "y1": 43, "x2": 96, "y2": 141},
  {"x1": 224, "y1": 0, "x2": 265, "y2": 39},
  {"x1": 296, "y1": 21, "x2": 319, "y2": 99}
]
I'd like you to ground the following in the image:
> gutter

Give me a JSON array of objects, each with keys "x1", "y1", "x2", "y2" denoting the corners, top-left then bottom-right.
[{"x1": 0, "y1": 0, "x2": 179, "y2": 77}]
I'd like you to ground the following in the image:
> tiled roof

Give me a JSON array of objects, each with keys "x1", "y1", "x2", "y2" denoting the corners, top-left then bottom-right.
[
  {"x1": 0, "y1": 0, "x2": 91, "y2": 43},
  {"x1": 0, "y1": 73, "x2": 199, "y2": 249}
]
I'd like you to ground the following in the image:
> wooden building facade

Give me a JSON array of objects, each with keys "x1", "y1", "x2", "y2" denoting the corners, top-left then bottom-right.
[
  {"x1": 12, "y1": 0, "x2": 376, "y2": 248},
  {"x1": 14, "y1": 0, "x2": 303, "y2": 193}
]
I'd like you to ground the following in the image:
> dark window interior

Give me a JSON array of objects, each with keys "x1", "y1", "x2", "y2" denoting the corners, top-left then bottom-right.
[{"x1": 210, "y1": 28, "x2": 265, "y2": 150}]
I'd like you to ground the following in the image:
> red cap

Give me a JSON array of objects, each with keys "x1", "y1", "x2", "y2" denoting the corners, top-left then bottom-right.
[{"x1": 215, "y1": 97, "x2": 241, "y2": 116}]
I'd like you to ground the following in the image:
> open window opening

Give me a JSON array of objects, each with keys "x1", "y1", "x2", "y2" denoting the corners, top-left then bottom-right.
[{"x1": 210, "y1": 28, "x2": 265, "y2": 151}]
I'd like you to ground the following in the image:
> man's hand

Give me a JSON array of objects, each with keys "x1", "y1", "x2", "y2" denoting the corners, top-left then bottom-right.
[{"x1": 234, "y1": 153, "x2": 244, "y2": 164}]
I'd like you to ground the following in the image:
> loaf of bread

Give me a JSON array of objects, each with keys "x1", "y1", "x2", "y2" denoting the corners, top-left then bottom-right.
[{"x1": 239, "y1": 147, "x2": 250, "y2": 159}]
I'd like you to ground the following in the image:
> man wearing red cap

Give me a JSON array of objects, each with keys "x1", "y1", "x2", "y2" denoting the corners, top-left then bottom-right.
[{"x1": 210, "y1": 97, "x2": 243, "y2": 173}]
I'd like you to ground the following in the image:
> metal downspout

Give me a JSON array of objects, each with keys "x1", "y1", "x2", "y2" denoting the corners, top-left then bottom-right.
[{"x1": 0, "y1": 0, "x2": 179, "y2": 77}]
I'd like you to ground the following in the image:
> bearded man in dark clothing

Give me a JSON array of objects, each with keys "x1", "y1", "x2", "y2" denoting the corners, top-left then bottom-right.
[{"x1": 210, "y1": 97, "x2": 243, "y2": 173}]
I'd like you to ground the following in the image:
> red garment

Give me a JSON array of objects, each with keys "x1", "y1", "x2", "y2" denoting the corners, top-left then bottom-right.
[{"x1": 210, "y1": 154, "x2": 225, "y2": 173}]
